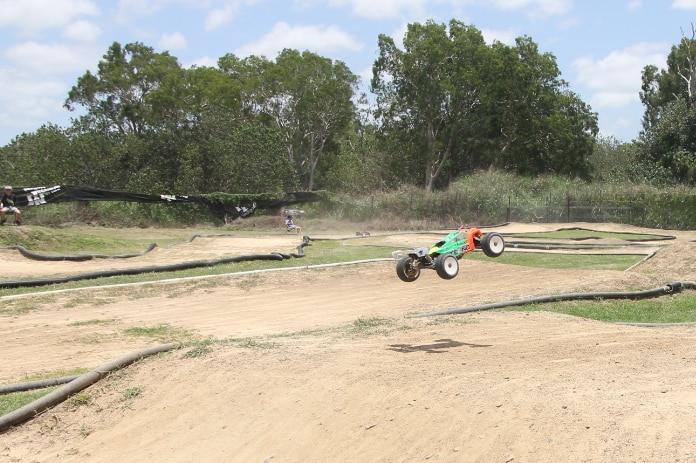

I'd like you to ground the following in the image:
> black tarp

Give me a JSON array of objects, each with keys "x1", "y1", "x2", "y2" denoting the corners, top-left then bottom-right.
[{"x1": 10, "y1": 186, "x2": 322, "y2": 221}]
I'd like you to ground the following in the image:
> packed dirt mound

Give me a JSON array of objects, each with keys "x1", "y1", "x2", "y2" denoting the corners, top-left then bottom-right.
[
  {"x1": 634, "y1": 240, "x2": 696, "y2": 281},
  {"x1": 2, "y1": 223, "x2": 696, "y2": 463}
]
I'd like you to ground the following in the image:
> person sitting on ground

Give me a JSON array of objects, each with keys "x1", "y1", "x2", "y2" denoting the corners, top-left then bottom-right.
[
  {"x1": 285, "y1": 215, "x2": 301, "y2": 234},
  {"x1": 0, "y1": 186, "x2": 21, "y2": 226}
]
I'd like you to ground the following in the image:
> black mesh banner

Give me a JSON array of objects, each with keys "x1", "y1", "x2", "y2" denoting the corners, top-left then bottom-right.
[{"x1": 11, "y1": 186, "x2": 322, "y2": 221}]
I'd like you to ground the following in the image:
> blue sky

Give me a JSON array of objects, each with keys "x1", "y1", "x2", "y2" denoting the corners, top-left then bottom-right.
[{"x1": 1, "y1": 0, "x2": 695, "y2": 146}]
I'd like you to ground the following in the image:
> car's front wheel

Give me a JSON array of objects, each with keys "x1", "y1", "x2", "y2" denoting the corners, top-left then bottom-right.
[
  {"x1": 396, "y1": 257, "x2": 421, "y2": 282},
  {"x1": 434, "y1": 253, "x2": 459, "y2": 279}
]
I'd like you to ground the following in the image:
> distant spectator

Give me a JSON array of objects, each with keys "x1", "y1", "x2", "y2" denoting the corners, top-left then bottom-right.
[
  {"x1": 0, "y1": 186, "x2": 21, "y2": 226},
  {"x1": 285, "y1": 215, "x2": 302, "y2": 234}
]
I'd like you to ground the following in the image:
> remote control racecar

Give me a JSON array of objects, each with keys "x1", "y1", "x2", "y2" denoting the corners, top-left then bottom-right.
[{"x1": 392, "y1": 227, "x2": 505, "y2": 282}]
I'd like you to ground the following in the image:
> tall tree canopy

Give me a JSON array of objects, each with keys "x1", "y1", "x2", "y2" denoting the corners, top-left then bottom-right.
[
  {"x1": 639, "y1": 27, "x2": 696, "y2": 183},
  {"x1": 219, "y1": 49, "x2": 359, "y2": 191},
  {"x1": 372, "y1": 20, "x2": 488, "y2": 191},
  {"x1": 65, "y1": 42, "x2": 187, "y2": 136},
  {"x1": 372, "y1": 19, "x2": 597, "y2": 191},
  {"x1": 3, "y1": 25, "x2": 606, "y2": 197}
]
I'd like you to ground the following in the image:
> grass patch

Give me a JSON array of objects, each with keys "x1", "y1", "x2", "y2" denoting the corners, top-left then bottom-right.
[
  {"x1": 80, "y1": 425, "x2": 94, "y2": 438},
  {"x1": 181, "y1": 345, "x2": 212, "y2": 358},
  {"x1": 122, "y1": 324, "x2": 196, "y2": 342},
  {"x1": 0, "y1": 300, "x2": 42, "y2": 315},
  {"x1": 122, "y1": 387, "x2": 143, "y2": 400},
  {"x1": 236, "y1": 338, "x2": 278, "y2": 349},
  {"x1": 348, "y1": 316, "x2": 394, "y2": 336},
  {"x1": 269, "y1": 328, "x2": 327, "y2": 338},
  {"x1": 234, "y1": 275, "x2": 263, "y2": 291},
  {"x1": 353, "y1": 316, "x2": 391, "y2": 328},
  {"x1": 425, "y1": 316, "x2": 475, "y2": 326},
  {"x1": 504, "y1": 229, "x2": 669, "y2": 241},
  {"x1": 78, "y1": 333, "x2": 113, "y2": 344},
  {"x1": 0, "y1": 223, "x2": 220, "y2": 256},
  {"x1": 0, "y1": 226, "x2": 187, "y2": 256},
  {"x1": 0, "y1": 231, "x2": 644, "y2": 298},
  {"x1": 61, "y1": 295, "x2": 112, "y2": 309},
  {"x1": 0, "y1": 239, "x2": 395, "y2": 298},
  {"x1": 69, "y1": 318, "x2": 119, "y2": 327},
  {"x1": 16, "y1": 367, "x2": 89, "y2": 382},
  {"x1": 68, "y1": 392, "x2": 93, "y2": 407},
  {"x1": 0, "y1": 388, "x2": 57, "y2": 415},
  {"x1": 506, "y1": 293, "x2": 696, "y2": 323},
  {"x1": 466, "y1": 251, "x2": 644, "y2": 270}
]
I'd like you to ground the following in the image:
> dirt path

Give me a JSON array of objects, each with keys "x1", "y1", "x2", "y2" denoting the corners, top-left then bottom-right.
[{"x1": 2, "y1": 223, "x2": 696, "y2": 462}]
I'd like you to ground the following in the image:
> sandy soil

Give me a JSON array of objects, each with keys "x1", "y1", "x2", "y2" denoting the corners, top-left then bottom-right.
[{"x1": 2, "y1": 222, "x2": 696, "y2": 462}]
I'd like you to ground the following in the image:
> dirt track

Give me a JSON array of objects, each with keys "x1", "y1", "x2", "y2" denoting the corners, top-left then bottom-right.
[{"x1": 3, "y1": 222, "x2": 696, "y2": 462}]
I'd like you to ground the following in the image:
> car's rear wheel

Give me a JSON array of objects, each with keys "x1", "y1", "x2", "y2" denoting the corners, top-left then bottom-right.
[
  {"x1": 481, "y1": 232, "x2": 505, "y2": 258},
  {"x1": 434, "y1": 253, "x2": 459, "y2": 279},
  {"x1": 396, "y1": 257, "x2": 421, "y2": 282}
]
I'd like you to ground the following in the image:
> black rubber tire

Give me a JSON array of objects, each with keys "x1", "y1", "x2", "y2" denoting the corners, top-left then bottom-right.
[
  {"x1": 396, "y1": 257, "x2": 421, "y2": 282},
  {"x1": 434, "y1": 253, "x2": 459, "y2": 279},
  {"x1": 481, "y1": 232, "x2": 505, "y2": 258}
]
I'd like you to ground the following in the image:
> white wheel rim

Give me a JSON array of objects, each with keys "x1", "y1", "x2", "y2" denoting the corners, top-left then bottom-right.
[
  {"x1": 489, "y1": 235, "x2": 504, "y2": 253},
  {"x1": 443, "y1": 255, "x2": 458, "y2": 276}
]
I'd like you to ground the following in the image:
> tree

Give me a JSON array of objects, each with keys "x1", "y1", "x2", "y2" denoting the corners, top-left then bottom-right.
[
  {"x1": 372, "y1": 21, "x2": 597, "y2": 190},
  {"x1": 641, "y1": 97, "x2": 696, "y2": 183},
  {"x1": 482, "y1": 38, "x2": 596, "y2": 177},
  {"x1": 0, "y1": 124, "x2": 70, "y2": 186},
  {"x1": 591, "y1": 135, "x2": 662, "y2": 184},
  {"x1": 189, "y1": 119, "x2": 295, "y2": 194},
  {"x1": 320, "y1": 102, "x2": 384, "y2": 192},
  {"x1": 65, "y1": 42, "x2": 186, "y2": 136},
  {"x1": 640, "y1": 26, "x2": 696, "y2": 131},
  {"x1": 219, "y1": 49, "x2": 359, "y2": 191},
  {"x1": 372, "y1": 20, "x2": 489, "y2": 191},
  {"x1": 639, "y1": 27, "x2": 696, "y2": 184}
]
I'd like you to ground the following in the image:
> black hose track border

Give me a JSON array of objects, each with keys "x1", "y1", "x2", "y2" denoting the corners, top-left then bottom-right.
[
  {"x1": 0, "y1": 232, "x2": 301, "y2": 262},
  {"x1": 0, "y1": 375, "x2": 82, "y2": 395},
  {"x1": 0, "y1": 236, "x2": 311, "y2": 289},
  {"x1": 409, "y1": 281, "x2": 696, "y2": 318},
  {"x1": 511, "y1": 227, "x2": 676, "y2": 242},
  {"x1": 0, "y1": 243, "x2": 159, "y2": 262},
  {"x1": 0, "y1": 343, "x2": 181, "y2": 433}
]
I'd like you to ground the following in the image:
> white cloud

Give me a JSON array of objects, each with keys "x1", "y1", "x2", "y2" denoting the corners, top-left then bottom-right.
[
  {"x1": 235, "y1": 22, "x2": 364, "y2": 58},
  {"x1": 186, "y1": 56, "x2": 219, "y2": 68},
  {"x1": 445, "y1": 0, "x2": 573, "y2": 19},
  {"x1": 115, "y1": 0, "x2": 169, "y2": 23},
  {"x1": 159, "y1": 32, "x2": 187, "y2": 51},
  {"x1": 3, "y1": 41, "x2": 100, "y2": 75},
  {"x1": 390, "y1": 22, "x2": 409, "y2": 46},
  {"x1": 590, "y1": 91, "x2": 637, "y2": 108},
  {"x1": 596, "y1": 105, "x2": 643, "y2": 141},
  {"x1": 480, "y1": 28, "x2": 519, "y2": 46},
  {"x1": 62, "y1": 20, "x2": 101, "y2": 42},
  {"x1": 205, "y1": 3, "x2": 239, "y2": 31},
  {"x1": 572, "y1": 42, "x2": 668, "y2": 109},
  {"x1": 329, "y1": 0, "x2": 429, "y2": 20},
  {"x1": 204, "y1": 0, "x2": 262, "y2": 31},
  {"x1": 0, "y1": 68, "x2": 66, "y2": 103},
  {"x1": 0, "y1": 0, "x2": 100, "y2": 34},
  {"x1": 672, "y1": 0, "x2": 696, "y2": 9},
  {"x1": 486, "y1": 0, "x2": 572, "y2": 16},
  {"x1": 357, "y1": 66, "x2": 373, "y2": 84},
  {"x1": 0, "y1": 66, "x2": 71, "y2": 138},
  {"x1": 627, "y1": 0, "x2": 642, "y2": 10}
]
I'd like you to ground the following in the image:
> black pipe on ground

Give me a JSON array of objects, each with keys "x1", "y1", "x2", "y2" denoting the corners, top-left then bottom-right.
[
  {"x1": 409, "y1": 282, "x2": 696, "y2": 318},
  {"x1": 0, "y1": 243, "x2": 159, "y2": 261},
  {"x1": 0, "y1": 237, "x2": 311, "y2": 289},
  {"x1": 0, "y1": 343, "x2": 181, "y2": 433},
  {"x1": 0, "y1": 375, "x2": 81, "y2": 395}
]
